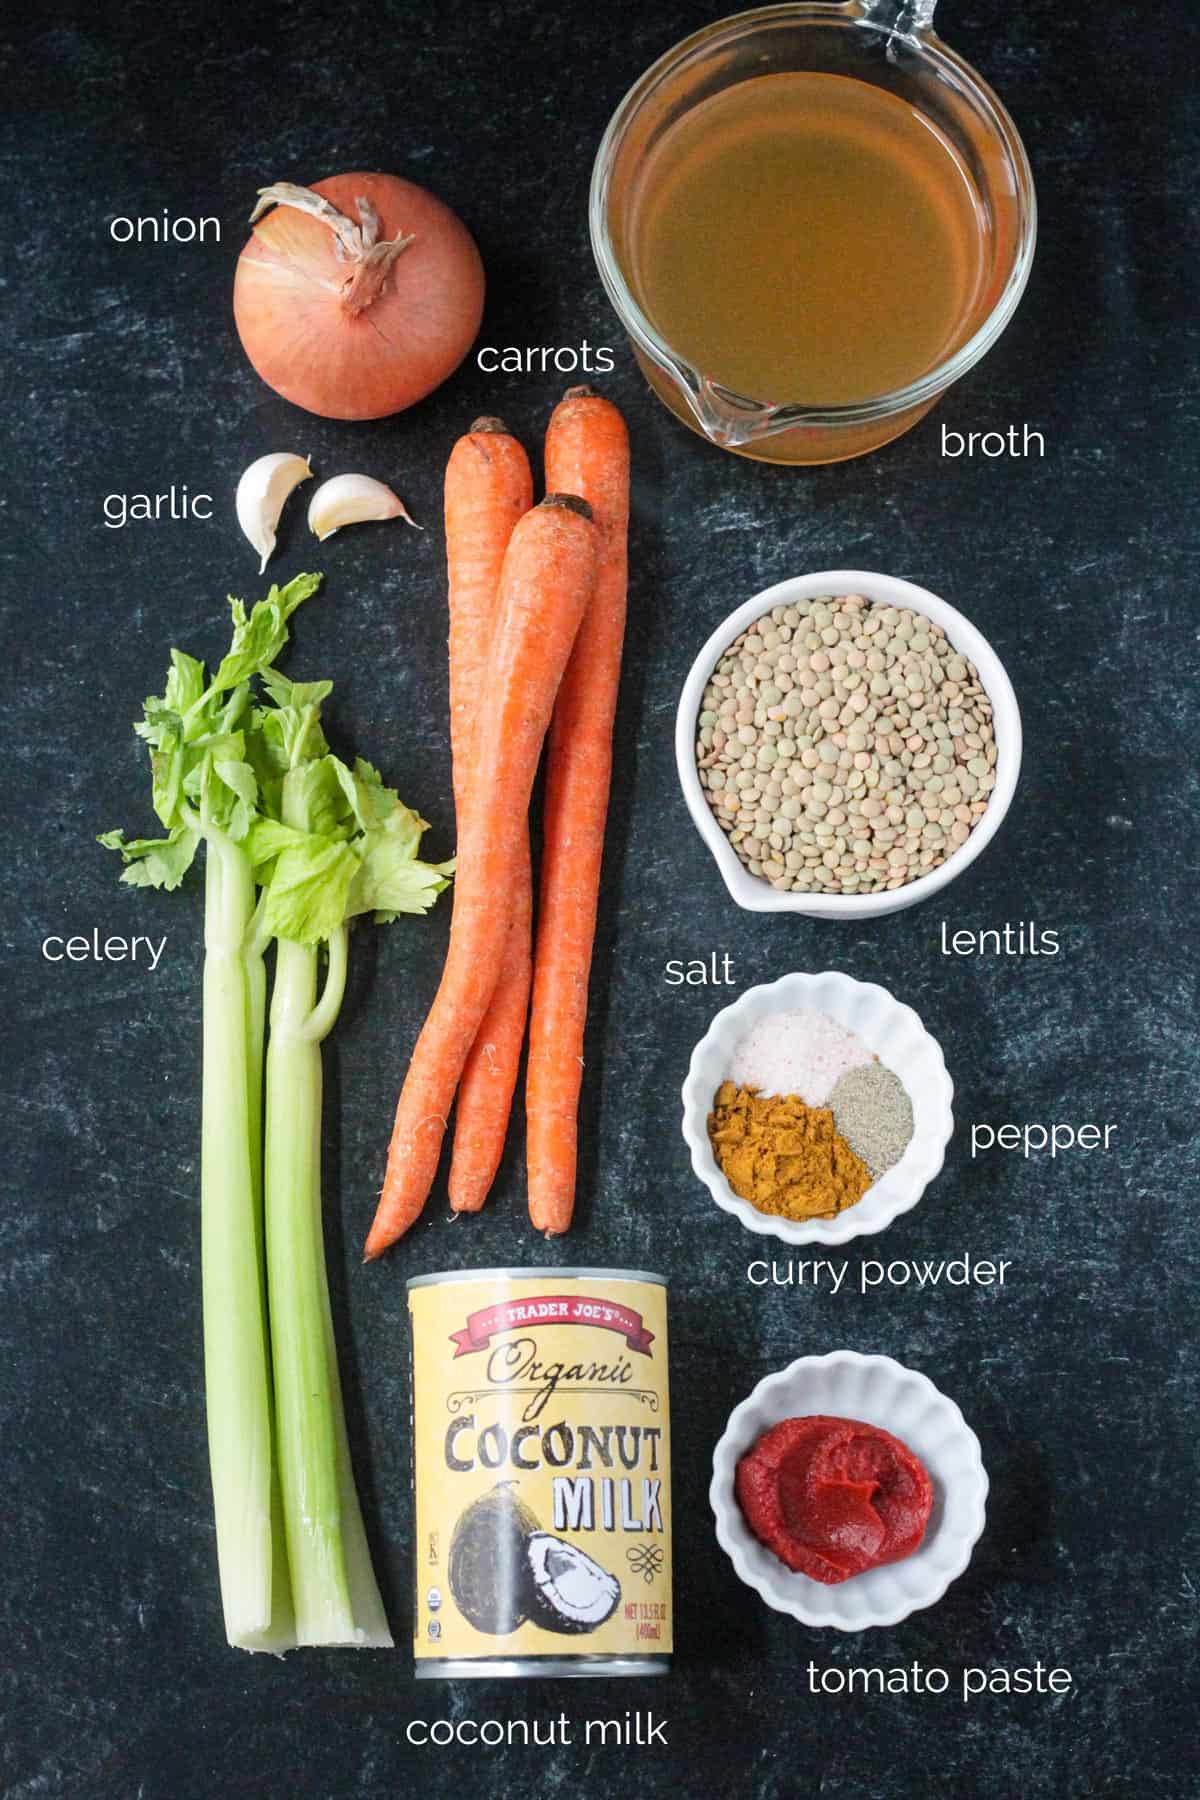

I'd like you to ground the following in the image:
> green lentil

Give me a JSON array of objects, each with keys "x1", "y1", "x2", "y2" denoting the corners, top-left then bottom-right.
[{"x1": 696, "y1": 593, "x2": 996, "y2": 895}]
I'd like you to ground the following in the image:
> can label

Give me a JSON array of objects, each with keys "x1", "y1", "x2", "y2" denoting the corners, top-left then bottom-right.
[{"x1": 410, "y1": 1271, "x2": 672, "y2": 1665}]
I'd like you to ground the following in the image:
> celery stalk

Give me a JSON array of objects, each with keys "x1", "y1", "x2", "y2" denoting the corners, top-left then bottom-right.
[
  {"x1": 201, "y1": 832, "x2": 295, "y2": 1651},
  {"x1": 266, "y1": 927, "x2": 390, "y2": 1647},
  {"x1": 252, "y1": 693, "x2": 450, "y2": 1648},
  {"x1": 100, "y1": 578, "x2": 322, "y2": 1651},
  {"x1": 244, "y1": 905, "x2": 295, "y2": 1643},
  {"x1": 102, "y1": 579, "x2": 448, "y2": 1654}
]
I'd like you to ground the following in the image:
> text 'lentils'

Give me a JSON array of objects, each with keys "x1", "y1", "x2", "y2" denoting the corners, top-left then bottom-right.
[{"x1": 695, "y1": 595, "x2": 997, "y2": 895}]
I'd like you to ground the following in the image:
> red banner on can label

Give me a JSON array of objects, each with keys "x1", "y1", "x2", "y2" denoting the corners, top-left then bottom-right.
[{"x1": 450, "y1": 1294, "x2": 655, "y2": 1358}]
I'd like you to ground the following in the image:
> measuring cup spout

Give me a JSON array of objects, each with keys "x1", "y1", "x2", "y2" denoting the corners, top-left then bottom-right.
[
  {"x1": 681, "y1": 372, "x2": 776, "y2": 451},
  {"x1": 858, "y1": 0, "x2": 939, "y2": 38}
]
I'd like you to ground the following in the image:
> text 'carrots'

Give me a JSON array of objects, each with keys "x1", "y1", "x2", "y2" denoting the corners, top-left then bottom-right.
[
  {"x1": 366, "y1": 493, "x2": 597, "y2": 1257},
  {"x1": 526, "y1": 388, "x2": 631, "y2": 1235}
]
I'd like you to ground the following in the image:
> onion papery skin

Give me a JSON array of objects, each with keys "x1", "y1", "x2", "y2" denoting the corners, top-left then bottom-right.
[{"x1": 234, "y1": 172, "x2": 485, "y2": 421}]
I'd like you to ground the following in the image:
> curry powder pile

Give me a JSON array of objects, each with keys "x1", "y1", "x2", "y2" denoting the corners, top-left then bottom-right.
[{"x1": 707, "y1": 1081, "x2": 872, "y2": 1220}]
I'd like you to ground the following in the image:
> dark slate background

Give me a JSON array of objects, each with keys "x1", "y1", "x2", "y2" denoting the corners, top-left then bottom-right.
[{"x1": 2, "y1": 1, "x2": 1197, "y2": 1795}]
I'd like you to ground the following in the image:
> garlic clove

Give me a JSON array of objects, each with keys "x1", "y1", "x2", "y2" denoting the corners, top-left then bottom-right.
[
  {"x1": 236, "y1": 453, "x2": 314, "y2": 573},
  {"x1": 307, "y1": 473, "x2": 422, "y2": 541}
]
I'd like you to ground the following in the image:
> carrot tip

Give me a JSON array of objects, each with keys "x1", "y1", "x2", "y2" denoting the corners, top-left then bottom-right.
[
  {"x1": 562, "y1": 385, "x2": 595, "y2": 401},
  {"x1": 363, "y1": 1221, "x2": 394, "y2": 1260},
  {"x1": 469, "y1": 415, "x2": 511, "y2": 435}
]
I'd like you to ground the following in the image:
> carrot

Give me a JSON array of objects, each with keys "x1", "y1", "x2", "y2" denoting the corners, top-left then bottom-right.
[
  {"x1": 450, "y1": 841, "x2": 533, "y2": 1211},
  {"x1": 444, "y1": 419, "x2": 534, "y2": 819},
  {"x1": 443, "y1": 419, "x2": 534, "y2": 1214},
  {"x1": 526, "y1": 388, "x2": 630, "y2": 1235},
  {"x1": 367, "y1": 494, "x2": 597, "y2": 1257}
]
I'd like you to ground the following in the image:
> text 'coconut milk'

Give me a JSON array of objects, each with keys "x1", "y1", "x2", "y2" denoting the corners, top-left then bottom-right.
[{"x1": 408, "y1": 1268, "x2": 672, "y2": 1677}]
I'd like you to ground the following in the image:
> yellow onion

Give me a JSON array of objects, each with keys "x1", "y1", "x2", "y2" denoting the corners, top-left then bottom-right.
[{"x1": 233, "y1": 172, "x2": 484, "y2": 420}]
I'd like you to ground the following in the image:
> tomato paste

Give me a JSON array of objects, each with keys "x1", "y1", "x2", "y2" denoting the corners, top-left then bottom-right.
[{"x1": 735, "y1": 1415, "x2": 933, "y2": 1583}]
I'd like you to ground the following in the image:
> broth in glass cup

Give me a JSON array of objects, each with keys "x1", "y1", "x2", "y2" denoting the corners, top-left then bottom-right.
[{"x1": 591, "y1": 1, "x2": 1036, "y2": 465}]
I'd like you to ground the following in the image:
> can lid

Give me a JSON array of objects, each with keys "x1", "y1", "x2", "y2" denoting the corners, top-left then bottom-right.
[
  {"x1": 407, "y1": 1265, "x2": 668, "y2": 1290},
  {"x1": 416, "y1": 1655, "x2": 670, "y2": 1679}
]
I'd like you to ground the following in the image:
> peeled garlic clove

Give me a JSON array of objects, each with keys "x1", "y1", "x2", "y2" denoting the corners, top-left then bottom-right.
[
  {"x1": 236, "y1": 453, "x2": 313, "y2": 573},
  {"x1": 307, "y1": 473, "x2": 421, "y2": 541}
]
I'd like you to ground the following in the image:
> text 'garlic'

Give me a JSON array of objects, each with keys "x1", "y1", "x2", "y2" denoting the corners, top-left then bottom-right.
[
  {"x1": 236, "y1": 453, "x2": 314, "y2": 573},
  {"x1": 307, "y1": 474, "x2": 421, "y2": 541}
]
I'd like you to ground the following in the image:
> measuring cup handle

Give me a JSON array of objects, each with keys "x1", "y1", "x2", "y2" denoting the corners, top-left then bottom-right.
[{"x1": 860, "y1": 0, "x2": 939, "y2": 36}]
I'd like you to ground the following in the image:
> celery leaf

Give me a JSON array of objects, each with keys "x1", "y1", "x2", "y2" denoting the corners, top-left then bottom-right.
[
  {"x1": 98, "y1": 824, "x2": 201, "y2": 891},
  {"x1": 209, "y1": 575, "x2": 323, "y2": 697},
  {"x1": 261, "y1": 839, "x2": 362, "y2": 945},
  {"x1": 346, "y1": 805, "x2": 454, "y2": 922}
]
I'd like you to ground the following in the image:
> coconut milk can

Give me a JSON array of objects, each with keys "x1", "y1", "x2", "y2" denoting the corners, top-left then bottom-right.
[{"x1": 408, "y1": 1268, "x2": 672, "y2": 1677}]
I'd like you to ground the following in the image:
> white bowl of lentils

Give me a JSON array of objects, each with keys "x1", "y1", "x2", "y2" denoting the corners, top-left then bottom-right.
[{"x1": 676, "y1": 571, "x2": 1021, "y2": 918}]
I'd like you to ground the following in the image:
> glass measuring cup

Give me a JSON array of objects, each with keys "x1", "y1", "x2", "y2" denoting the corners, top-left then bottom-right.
[{"x1": 590, "y1": 1, "x2": 1036, "y2": 465}]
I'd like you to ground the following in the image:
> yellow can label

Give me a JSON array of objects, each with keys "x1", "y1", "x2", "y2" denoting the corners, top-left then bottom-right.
[{"x1": 409, "y1": 1271, "x2": 672, "y2": 1663}]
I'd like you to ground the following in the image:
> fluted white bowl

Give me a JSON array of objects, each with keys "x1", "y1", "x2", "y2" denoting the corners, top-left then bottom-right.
[
  {"x1": 711, "y1": 1351, "x2": 987, "y2": 1630},
  {"x1": 676, "y1": 569, "x2": 1021, "y2": 918},
  {"x1": 683, "y1": 970, "x2": 952, "y2": 1246}
]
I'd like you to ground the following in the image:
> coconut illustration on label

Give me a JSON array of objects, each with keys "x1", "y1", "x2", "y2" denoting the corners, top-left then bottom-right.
[
  {"x1": 447, "y1": 1484, "x2": 622, "y2": 1638},
  {"x1": 447, "y1": 1484, "x2": 539, "y2": 1635},
  {"x1": 409, "y1": 1269, "x2": 672, "y2": 1677},
  {"x1": 525, "y1": 1533, "x2": 621, "y2": 1633}
]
